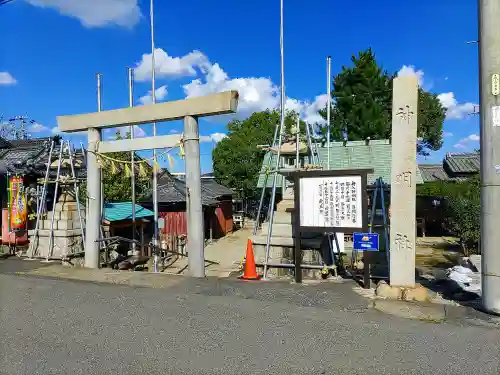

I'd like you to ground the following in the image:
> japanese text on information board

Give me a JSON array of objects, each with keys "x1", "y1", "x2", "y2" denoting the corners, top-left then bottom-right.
[{"x1": 299, "y1": 175, "x2": 363, "y2": 228}]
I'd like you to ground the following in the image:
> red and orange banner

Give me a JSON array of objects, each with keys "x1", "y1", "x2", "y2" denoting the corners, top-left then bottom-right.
[{"x1": 9, "y1": 176, "x2": 27, "y2": 231}]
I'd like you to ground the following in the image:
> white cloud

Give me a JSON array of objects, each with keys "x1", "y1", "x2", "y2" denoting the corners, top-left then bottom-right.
[
  {"x1": 398, "y1": 66, "x2": 477, "y2": 120},
  {"x1": 51, "y1": 127, "x2": 61, "y2": 134},
  {"x1": 282, "y1": 95, "x2": 329, "y2": 125},
  {"x1": 170, "y1": 129, "x2": 179, "y2": 134},
  {"x1": 468, "y1": 133, "x2": 480, "y2": 141},
  {"x1": 142, "y1": 52, "x2": 482, "y2": 128},
  {"x1": 29, "y1": 123, "x2": 49, "y2": 133},
  {"x1": 453, "y1": 143, "x2": 466, "y2": 149},
  {"x1": 0, "y1": 72, "x2": 17, "y2": 85},
  {"x1": 454, "y1": 133, "x2": 480, "y2": 149},
  {"x1": 25, "y1": 0, "x2": 141, "y2": 28},
  {"x1": 200, "y1": 133, "x2": 227, "y2": 143},
  {"x1": 438, "y1": 92, "x2": 477, "y2": 120},
  {"x1": 134, "y1": 49, "x2": 208, "y2": 81},
  {"x1": 132, "y1": 126, "x2": 146, "y2": 138},
  {"x1": 138, "y1": 85, "x2": 168, "y2": 105},
  {"x1": 181, "y1": 54, "x2": 327, "y2": 124},
  {"x1": 443, "y1": 131, "x2": 453, "y2": 137},
  {"x1": 397, "y1": 65, "x2": 425, "y2": 87}
]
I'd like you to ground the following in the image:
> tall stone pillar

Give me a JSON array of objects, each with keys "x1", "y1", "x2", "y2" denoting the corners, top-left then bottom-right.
[{"x1": 389, "y1": 75, "x2": 418, "y2": 287}]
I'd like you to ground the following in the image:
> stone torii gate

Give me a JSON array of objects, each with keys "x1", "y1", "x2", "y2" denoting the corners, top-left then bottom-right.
[{"x1": 56, "y1": 91, "x2": 239, "y2": 277}]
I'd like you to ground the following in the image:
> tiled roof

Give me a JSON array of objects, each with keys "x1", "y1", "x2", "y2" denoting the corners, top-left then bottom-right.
[
  {"x1": 201, "y1": 179, "x2": 234, "y2": 198},
  {"x1": 0, "y1": 137, "x2": 87, "y2": 178},
  {"x1": 444, "y1": 152, "x2": 480, "y2": 174},
  {"x1": 146, "y1": 171, "x2": 231, "y2": 206},
  {"x1": 0, "y1": 137, "x2": 12, "y2": 149},
  {"x1": 0, "y1": 137, "x2": 52, "y2": 174},
  {"x1": 8, "y1": 138, "x2": 52, "y2": 148},
  {"x1": 156, "y1": 171, "x2": 190, "y2": 203},
  {"x1": 103, "y1": 202, "x2": 154, "y2": 222},
  {"x1": 257, "y1": 139, "x2": 423, "y2": 188},
  {"x1": 418, "y1": 164, "x2": 451, "y2": 182}
]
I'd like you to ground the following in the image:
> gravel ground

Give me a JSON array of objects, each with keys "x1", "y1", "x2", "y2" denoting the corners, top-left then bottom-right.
[{"x1": 0, "y1": 259, "x2": 499, "y2": 374}]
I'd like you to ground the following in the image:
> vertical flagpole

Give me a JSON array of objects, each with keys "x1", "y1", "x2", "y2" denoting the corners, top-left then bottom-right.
[
  {"x1": 150, "y1": 0, "x2": 159, "y2": 272},
  {"x1": 326, "y1": 56, "x2": 331, "y2": 169},
  {"x1": 128, "y1": 67, "x2": 137, "y2": 253},
  {"x1": 263, "y1": 0, "x2": 286, "y2": 280}
]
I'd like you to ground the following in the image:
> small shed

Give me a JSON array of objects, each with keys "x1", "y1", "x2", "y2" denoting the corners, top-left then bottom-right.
[
  {"x1": 201, "y1": 178, "x2": 234, "y2": 236},
  {"x1": 141, "y1": 171, "x2": 234, "y2": 242},
  {"x1": 102, "y1": 202, "x2": 154, "y2": 250}
]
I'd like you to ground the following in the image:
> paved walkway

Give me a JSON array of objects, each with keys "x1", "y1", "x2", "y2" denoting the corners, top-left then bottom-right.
[
  {"x1": 1, "y1": 258, "x2": 500, "y2": 374},
  {"x1": 203, "y1": 227, "x2": 251, "y2": 272},
  {"x1": 162, "y1": 227, "x2": 251, "y2": 277}
]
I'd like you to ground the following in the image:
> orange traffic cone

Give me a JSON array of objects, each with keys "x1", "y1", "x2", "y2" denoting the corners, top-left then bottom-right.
[{"x1": 240, "y1": 239, "x2": 261, "y2": 280}]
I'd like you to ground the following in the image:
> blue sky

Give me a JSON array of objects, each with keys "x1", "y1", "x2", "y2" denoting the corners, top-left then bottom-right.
[{"x1": 0, "y1": 0, "x2": 480, "y2": 172}]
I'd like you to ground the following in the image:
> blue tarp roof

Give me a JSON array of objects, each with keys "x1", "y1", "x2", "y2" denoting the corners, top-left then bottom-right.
[{"x1": 103, "y1": 202, "x2": 154, "y2": 222}]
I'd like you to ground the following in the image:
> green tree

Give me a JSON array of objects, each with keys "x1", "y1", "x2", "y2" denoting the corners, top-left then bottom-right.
[
  {"x1": 416, "y1": 176, "x2": 480, "y2": 254},
  {"x1": 102, "y1": 131, "x2": 151, "y2": 202},
  {"x1": 416, "y1": 180, "x2": 474, "y2": 198},
  {"x1": 80, "y1": 131, "x2": 151, "y2": 203},
  {"x1": 318, "y1": 49, "x2": 446, "y2": 156},
  {"x1": 212, "y1": 109, "x2": 304, "y2": 198},
  {"x1": 445, "y1": 175, "x2": 480, "y2": 255}
]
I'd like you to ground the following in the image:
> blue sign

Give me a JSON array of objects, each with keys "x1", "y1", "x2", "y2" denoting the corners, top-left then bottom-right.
[{"x1": 353, "y1": 232, "x2": 379, "y2": 252}]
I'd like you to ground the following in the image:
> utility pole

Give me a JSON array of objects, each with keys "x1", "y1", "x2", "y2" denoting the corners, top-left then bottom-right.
[
  {"x1": 479, "y1": 0, "x2": 500, "y2": 314},
  {"x1": 326, "y1": 56, "x2": 332, "y2": 169}
]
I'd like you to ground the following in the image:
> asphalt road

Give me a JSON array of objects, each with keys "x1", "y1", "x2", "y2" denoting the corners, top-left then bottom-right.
[{"x1": 0, "y1": 260, "x2": 499, "y2": 374}]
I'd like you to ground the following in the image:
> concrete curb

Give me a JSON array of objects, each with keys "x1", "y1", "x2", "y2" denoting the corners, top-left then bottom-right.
[
  {"x1": 17, "y1": 265, "x2": 186, "y2": 289},
  {"x1": 372, "y1": 300, "x2": 446, "y2": 323},
  {"x1": 372, "y1": 299, "x2": 500, "y2": 327}
]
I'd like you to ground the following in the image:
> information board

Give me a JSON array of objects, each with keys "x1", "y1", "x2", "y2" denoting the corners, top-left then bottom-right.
[{"x1": 299, "y1": 175, "x2": 363, "y2": 229}]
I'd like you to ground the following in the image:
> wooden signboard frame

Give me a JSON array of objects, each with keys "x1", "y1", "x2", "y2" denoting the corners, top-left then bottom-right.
[{"x1": 292, "y1": 169, "x2": 373, "y2": 285}]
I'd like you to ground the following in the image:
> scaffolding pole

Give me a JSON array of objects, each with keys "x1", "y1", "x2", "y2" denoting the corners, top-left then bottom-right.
[
  {"x1": 26, "y1": 140, "x2": 55, "y2": 259},
  {"x1": 67, "y1": 141, "x2": 86, "y2": 252},
  {"x1": 44, "y1": 143, "x2": 64, "y2": 262},
  {"x1": 253, "y1": 118, "x2": 281, "y2": 235}
]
